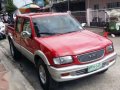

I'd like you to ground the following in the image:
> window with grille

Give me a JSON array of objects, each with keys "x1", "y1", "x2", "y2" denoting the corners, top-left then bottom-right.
[{"x1": 107, "y1": 2, "x2": 120, "y2": 8}]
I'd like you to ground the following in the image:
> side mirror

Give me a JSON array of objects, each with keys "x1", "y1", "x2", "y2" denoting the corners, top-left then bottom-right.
[
  {"x1": 81, "y1": 23, "x2": 86, "y2": 27},
  {"x1": 21, "y1": 31, "x2": 31, "y2": 38}
]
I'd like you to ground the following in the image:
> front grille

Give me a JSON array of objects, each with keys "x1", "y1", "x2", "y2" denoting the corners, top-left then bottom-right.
[{"x1": 77, "y1": 49, "x2": 104, "y2": 63}]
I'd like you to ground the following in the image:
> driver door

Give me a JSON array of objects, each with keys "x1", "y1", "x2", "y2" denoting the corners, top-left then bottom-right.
[{"x1": 20, "y1": 18, "x2": 34, "y2": 62}]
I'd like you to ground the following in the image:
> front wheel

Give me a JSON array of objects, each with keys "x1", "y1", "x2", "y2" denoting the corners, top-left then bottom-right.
[{"x1": 37, "y1": 60, "x2": 58, "y2": 90}]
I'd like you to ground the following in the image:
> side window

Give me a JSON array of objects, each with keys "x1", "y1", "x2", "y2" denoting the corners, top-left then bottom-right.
[
  {"x1": 16, "y1": 18, "x2": 23, "y2": 32},
  {"x1": 23, "y1": 19, "x2": 31, "y2": 34}
]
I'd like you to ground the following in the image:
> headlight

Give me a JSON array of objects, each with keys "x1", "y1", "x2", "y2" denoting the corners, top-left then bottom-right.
[
  {"x1": 53, "y1": 56, "x2": 73, "y2": 65},
  {"x1": 106, "y1": 45, "x2": 114, "y2": 53}
]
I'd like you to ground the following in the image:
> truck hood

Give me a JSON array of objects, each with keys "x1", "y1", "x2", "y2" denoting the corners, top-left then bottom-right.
[{"x1": 38, "y1": 30, "x2": 112, "y2": 57}]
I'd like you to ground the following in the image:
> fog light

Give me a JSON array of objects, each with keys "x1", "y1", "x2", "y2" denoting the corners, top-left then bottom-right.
[{"x1": 76, "y1": 69, "x2": 87, "y2": 75}]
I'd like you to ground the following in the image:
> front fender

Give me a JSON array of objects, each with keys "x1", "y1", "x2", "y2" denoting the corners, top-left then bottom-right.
[{"x1": 34, "y1": 50, "x2": 50, "y2": 65}]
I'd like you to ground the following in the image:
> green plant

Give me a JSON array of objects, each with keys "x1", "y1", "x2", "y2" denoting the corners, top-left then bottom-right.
[{"x1": 5, "y1": 0, "x2": 17, "y2": 14}]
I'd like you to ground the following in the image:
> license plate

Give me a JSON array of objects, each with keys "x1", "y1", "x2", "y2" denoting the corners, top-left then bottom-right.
[{"x1": 88, "y1": 63, "x2": 102, "y2": 72}]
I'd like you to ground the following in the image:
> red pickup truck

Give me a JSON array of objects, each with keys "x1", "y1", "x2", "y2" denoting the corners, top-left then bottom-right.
[{"x1": 6, "y1": 13, "x2": 117, "y2": 90}]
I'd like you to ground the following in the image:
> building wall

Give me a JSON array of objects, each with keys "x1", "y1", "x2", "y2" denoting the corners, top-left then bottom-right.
[
  {"x1": 86, "y1": 0, "x2": 120, "y2": 9},
  {"x1": 85, "y1": 0, "x2": 120, "y2": 26}
]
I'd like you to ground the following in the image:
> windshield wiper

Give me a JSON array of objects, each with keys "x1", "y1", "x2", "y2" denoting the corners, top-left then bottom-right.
[
  {"x1": 39, "y1": 32, "x2": 58, "y2": 35},
  {"x1": 65, "y1": 31, "x2": 78, "y2": 34},
  {"x1": 38, "y1": 31, "x2": 79, "y2": 36}
]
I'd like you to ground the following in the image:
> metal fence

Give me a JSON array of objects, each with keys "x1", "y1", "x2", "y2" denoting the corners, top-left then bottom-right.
[
  {"x1": 71, "y1": 9, "x2": 110, "y2": 27},
  {"x1": 65, "y1": 8, "x2": 120, "y2": 27},
  {"x1": 89, "y1": 9, "x2": 108, "y2": 27}
]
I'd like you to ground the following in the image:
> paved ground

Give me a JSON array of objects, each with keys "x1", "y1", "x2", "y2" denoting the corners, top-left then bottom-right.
[
  {"x1": 0, "y1": 28, "x2": 120, "y2": 90},
  {"x1": 0, "y1": 40, "x2": 35, "y2": 90}
]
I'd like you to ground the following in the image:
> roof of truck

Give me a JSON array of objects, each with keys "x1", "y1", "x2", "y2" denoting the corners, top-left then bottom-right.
[{"x1": 18, "y1": 12, "x2": 68, "y2": 18}]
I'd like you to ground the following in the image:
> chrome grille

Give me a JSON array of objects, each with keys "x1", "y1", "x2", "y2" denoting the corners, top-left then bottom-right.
[{"x1": 77, "y1": 49, "x2": 104, "y2": 62}]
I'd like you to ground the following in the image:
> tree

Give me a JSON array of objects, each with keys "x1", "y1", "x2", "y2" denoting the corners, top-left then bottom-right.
[{"x1": 5, "y1": 0, "x2": 17, "y2": 14}]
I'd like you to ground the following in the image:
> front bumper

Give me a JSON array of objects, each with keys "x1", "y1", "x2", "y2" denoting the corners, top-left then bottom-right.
[{"x1": 48, "y1": 52, "x2": 117, "y2": 82}]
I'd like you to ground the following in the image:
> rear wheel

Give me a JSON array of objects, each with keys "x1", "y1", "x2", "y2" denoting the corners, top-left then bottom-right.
[
  {"x1": 9, "y1": 40, "x2": 21, "y2": 60},
  {"x1": 37, "y1": 60, "x2": 58, "y2": 90}
]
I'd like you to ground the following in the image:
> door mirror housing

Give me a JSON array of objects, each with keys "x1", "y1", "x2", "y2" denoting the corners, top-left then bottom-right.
[
  {"x1": 81, "y1": 23, "x2": 86, "y2": 27},
  {"x1": 21, "y1": 31, "x2": 31, "y2": 38}
]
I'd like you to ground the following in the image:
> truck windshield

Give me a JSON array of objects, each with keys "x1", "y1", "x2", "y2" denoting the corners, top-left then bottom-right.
[{"x1": 33, "y1": 14, "x2": 83, "y2": 36}]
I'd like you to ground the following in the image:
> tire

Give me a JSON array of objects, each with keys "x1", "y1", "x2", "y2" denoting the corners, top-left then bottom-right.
[
  {"x1": 37, "y1": 60, "x2": 58, "y2": 90},
  {"x1": 97, "y1": 69, "x2": 108, "y2": 74},
  {"x1": 9, "y1": 40, "x2": 21, "y2": 60}
]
